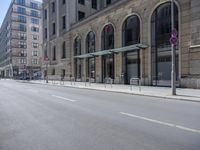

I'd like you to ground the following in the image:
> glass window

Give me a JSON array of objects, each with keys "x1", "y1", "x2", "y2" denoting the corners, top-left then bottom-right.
[
  {"x1": 31, "y1": 10, "x2": 39, "y2": 17},
  {"x1": 17, "y1": 7, "x2": 26, "y2": 14},
  {"x1": 30, "y1": 2, "x2": 38, "y2": 9},
  {"x1": 122, "y1": 15, "x2": 140, "y2": 46},
  {"x1": 151, "y1": 2, "x2": 179, "y2": 85},
  {"x1": 52, "y1": 46, "x2": 56, "y2": 61},
  {"x1": 102, "y1": 24, "x2": 115, "y2": 80},
  {"x1": 52, "y1": 2, "x2": 55, "y2": 12},
  {"x1": 62, "y1": 16, "x2": 66, "y2": 29},
  {"x1": 16, "y1": 0, "x2": 25, "y2": 6},
  {"x1": 32, "y1": 51, "x2": 38, "y2": 56},
  {"x1": 62, "y1": 41, "x2": 66, "y2": 59},
  {"x1": 92, "y1": 0, "x2": 97, "y2": 9},
  {"x1": 86, "y1": 31, "x2": 95, "y2": 53},
  {"x1": 52, "y1": 23, "x2": 56, "y2": 35},
  {"x1": 32, "y1": 35, "x2": 39, "y2": 40},
  {"x1": 74, "y1": 37, "x2": 82, "y2": 80},
  {"x1": 78, "y1": 0, "x2": 85, "y2": 5},
  {"x1": 78, "y1": 11, "x2": 85, "y2": 21},
  {"x1": 31, "y1": 26, "x2": 39, "y2": 32},
  {"x1": 18, "y1": 24, "x2": 26, "y2": 31},
  {"x1": 32, "y1": 43, "x2": 39, "y2": 48},
  {"x1": 74, "y1": 37, "x2": 81, "y2": 56},
  {"x1": 102, "y1": 24, "x2": 114, "y2": 50},
  {"x1": 31, "y1": 18, "x2": 39, "y2": 24},
  {"x1": 18, "y1": 15, "x2": 26, "y2": 23}
]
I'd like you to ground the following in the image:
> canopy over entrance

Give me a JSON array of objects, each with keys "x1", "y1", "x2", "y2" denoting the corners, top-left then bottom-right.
[{"x1": 74, "y1": 43, "x2": 148, "y2": 59}]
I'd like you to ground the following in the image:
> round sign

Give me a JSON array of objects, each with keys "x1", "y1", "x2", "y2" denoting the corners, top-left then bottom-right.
[{"x1": 170, "y1": 36, "x2": 178, "y2": 45}]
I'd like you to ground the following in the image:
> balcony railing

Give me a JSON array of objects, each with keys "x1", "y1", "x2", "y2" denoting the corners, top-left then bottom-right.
[{"x1": 13, "y1": 1, "x2": 42, "y2": 10}]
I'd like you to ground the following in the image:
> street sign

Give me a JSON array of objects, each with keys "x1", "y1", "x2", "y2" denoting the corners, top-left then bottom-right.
[{"x1": 170, "y1": 36, "x2": 178, "y2": 45}]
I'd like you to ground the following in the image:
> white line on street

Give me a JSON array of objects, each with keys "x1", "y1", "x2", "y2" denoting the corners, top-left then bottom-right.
[
  {"x1": 52, "y1": 95, "x2": 77, "y2": 102},
  {"x1": 120, "y1": 112, "x2": 200, "y2": 134}
]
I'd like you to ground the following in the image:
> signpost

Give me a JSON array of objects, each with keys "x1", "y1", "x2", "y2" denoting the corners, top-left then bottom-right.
[
  {"x1": 44, "y1": 56, "x2": 49, "y2": 83},
  {"x1": 170, "y1": 0, "x2": 177, "y2": 95}
]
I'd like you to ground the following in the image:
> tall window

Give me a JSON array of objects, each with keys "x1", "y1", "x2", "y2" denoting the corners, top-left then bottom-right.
[
  {"x1": 52, "y1": 46, "x2": 56, "y2": 61},
  {"x1": 44, "y1": 9, "x2": 47, "y2": 19},
  {"x1": 102, "y1": 24, "x2": 114, "y2": 80},
  {"x1": 122, "y1": 15, "x2": 140, "y2": 83},
  {"x1": 151, "y1": 2, "x2": 179, "y2": 85},
  {"x1": 86, "y1": 31, "x2": 96, "y2": 79},
  {"x1": 122, "y1": 15, "x2": 140, "y2": 46},
  {"x1": 62, "y1": 41, "x2": 66, "y2": 59},
  {"x1": 52, "y1": 22, "x2": 56, "y2": 35},
  {"x1": 62, "y1": 16, "x2": 66, "y2": 29},
  {"x1": 52, "y1": 2, "x2": 55, "y2": 13},
  {"x1": 92, "y1": 0, "x2": 97, "y2": 9},
  {"x1": 74, "y1": 37, "x2": 82, "y2": 80}
]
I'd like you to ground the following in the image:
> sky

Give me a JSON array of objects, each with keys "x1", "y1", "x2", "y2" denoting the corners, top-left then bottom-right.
[{"x1": 0, "y1": 0, "x2": 42, "y2": 27}]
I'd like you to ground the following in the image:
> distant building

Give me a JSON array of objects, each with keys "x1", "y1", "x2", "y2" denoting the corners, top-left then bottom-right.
[
  {"x1": 0, "y1": 0, "x2": 42, "y2": 79},
  {"x1": 43, "y1": 0, "x2": 200, "y2": 89}
]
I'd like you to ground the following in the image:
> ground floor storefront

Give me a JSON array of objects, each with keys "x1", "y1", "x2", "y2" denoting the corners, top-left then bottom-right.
[{"x1": 44, "y1": 0, "x2": 200, "y2": 88}]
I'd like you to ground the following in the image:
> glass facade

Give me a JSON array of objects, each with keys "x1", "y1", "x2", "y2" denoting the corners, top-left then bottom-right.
[
  {"x1": 122, "y1": 15, "x2": 140, "y2": 84},
  {"x1": 102, "y1": 24, "x2": 114, "y2": 81},
  {"x1": 86, "y1": 31, "x2": 96, "y2": 79},
  {"x1": 151, "y1": 2, "x2": 179, "y2": 86},
  {"x1": 74, "y1": 37, "x2": 82, "y2": 80}
]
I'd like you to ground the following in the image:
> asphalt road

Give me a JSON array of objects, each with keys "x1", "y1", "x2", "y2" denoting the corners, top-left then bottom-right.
[{"x1": 0, "y1": 80, "x2": 200, "y2": 150}]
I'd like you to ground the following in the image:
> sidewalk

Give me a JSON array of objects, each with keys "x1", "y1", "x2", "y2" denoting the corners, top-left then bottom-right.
[{"x1": 25, "y1": 80, "x2": 200, "y2": 102}]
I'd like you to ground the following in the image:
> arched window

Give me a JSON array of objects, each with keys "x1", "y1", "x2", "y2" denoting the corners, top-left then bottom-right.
[
  {"x1": 102, "y1": 24, "x2": 114, "y2": 50},
  {"x1": 62, "y1": 41, "x2": 66, "y2": 59},
  {"x1": 151, "y1": 2, "x2": 179, "y2": 85},
  {"x1": 122, "y1": 15, "x2": 140, "y2": 46},
  {"x1": 74, "y1": 36, "x2": 82, "y2": 80},
  {"x1": 101, "y1": 24, "x2": 114, "y2": 80},
  {"x1": 122, "y1": 15, "x2": 141, "y2": 84},
  {"x1": 74, "y1": 36, "x2": 81, "y2": 56},
  {"x1": 86, "y1": 31, "x2": 95, "y2": 53},
  {"x1": 86, "y1": 31, "x2": 96, "y2": 79}
]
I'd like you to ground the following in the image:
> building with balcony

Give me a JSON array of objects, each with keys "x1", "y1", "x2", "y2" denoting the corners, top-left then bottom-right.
[
  {"x1": 0, "y1": 0, "x2": 42, "y2": 79},
  {"x1": 43, "y1": 0, "x2": 200, "y2": 88}
]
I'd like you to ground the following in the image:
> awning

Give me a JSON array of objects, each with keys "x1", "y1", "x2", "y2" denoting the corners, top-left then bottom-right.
[{"x1": 74, "y1": 43, "x2": 148, "y2": 59}]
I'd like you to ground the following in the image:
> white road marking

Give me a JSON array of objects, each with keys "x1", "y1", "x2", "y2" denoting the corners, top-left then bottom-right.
[
  {"x1": 120, "y1": 112, "x2": 200, "y2": 134},
  {"x1": 52, "y1": 95, "x2": 77, "y2": 102}
]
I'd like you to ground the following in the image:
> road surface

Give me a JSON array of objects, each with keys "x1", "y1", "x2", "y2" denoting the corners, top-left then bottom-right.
[{"x1": 0, "y1": 80, "x2": 200, "y2": 150}]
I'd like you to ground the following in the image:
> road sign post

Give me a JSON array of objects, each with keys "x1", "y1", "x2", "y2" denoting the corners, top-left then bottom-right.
[
  {"x1": 44, "y1": 57, "x2": 49, "y2": 83},
  {"x1": 171, "y1": 0, "x2": 176, "y2": 95}
]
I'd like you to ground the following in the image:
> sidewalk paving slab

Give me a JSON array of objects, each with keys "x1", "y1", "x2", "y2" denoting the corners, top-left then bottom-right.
[{"x1": 16, "y1": 79, "x2": 200, "y2": 103}]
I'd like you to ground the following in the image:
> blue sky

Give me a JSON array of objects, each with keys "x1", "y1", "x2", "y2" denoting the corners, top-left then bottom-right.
[
  {"x1": 0, "y1": 0, "x2": 42, "y2": 26},
  {"x1": 0, "y1": 0, "x2": 11, "y2": 26}
]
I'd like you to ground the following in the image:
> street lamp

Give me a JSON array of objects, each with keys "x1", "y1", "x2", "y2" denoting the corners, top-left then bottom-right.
[{"x1": 170, "y1": 0, "x2": 177, "y2": 95}]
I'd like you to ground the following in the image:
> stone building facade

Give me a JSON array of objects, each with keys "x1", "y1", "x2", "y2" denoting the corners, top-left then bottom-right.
[
  {"x1": 43, "y1": 0, "x2": 200, "y2": 88},
  {"x1": 0, "y1": 0, "x2": 42, "y2": 79}
]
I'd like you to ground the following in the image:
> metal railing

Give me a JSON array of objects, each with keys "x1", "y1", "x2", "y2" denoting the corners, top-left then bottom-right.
[
  {"x1": 130, "y1": 77, "x2": 141, "y2": 92},
  {"x1": 104, "y1": 77, "x2": 113, "y2": 88}
]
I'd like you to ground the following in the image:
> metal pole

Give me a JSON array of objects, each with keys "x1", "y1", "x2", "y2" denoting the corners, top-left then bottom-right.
[
  {"x1": 46, "y1": 63, "x2": 48, "y2": 83},
  {"x1": 171, "y1": 0, "x2": 176, "y2": 95}
]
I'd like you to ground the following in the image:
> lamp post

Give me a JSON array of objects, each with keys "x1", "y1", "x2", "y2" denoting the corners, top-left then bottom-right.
[{"x1": 171, "y1": 0, "x2": 176, "y2": 95}]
